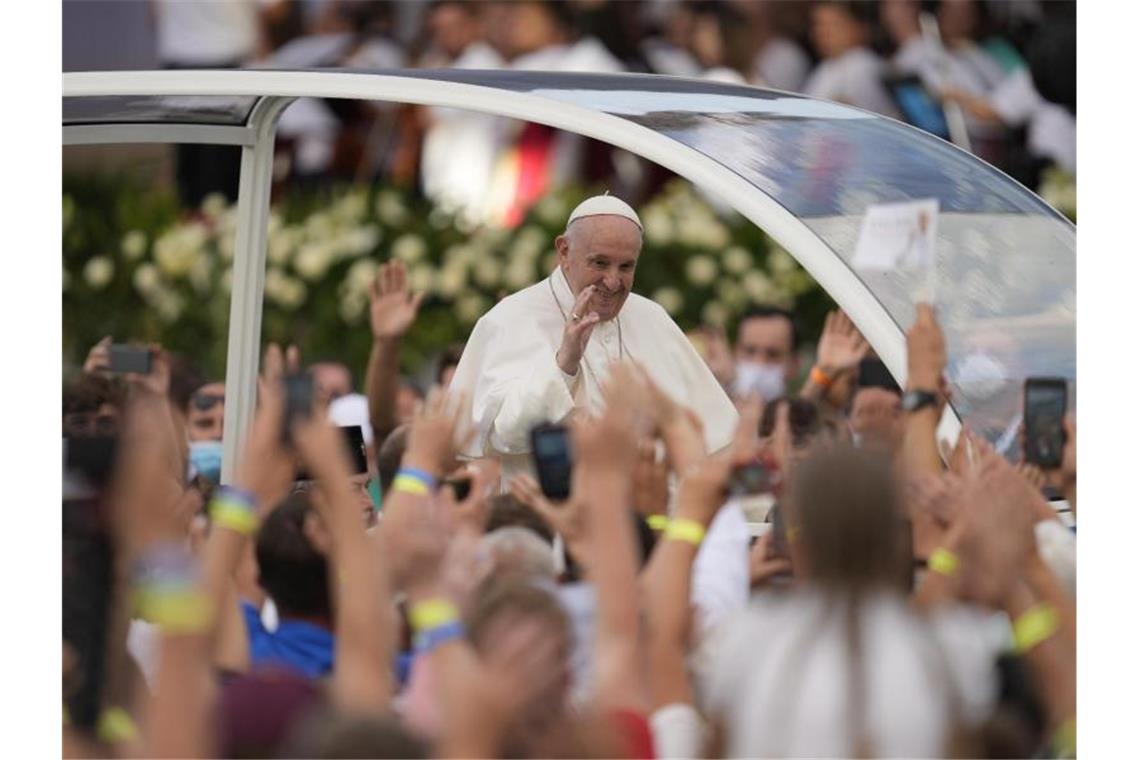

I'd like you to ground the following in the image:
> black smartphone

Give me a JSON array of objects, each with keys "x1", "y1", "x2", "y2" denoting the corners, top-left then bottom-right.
[
  {"x1": 729, "y1": 459, "x2": 777, "y2": 496},
  {"x1": 281, "y1": 373, "x2": 314, "y2": 444},
  {"x1": 530, "y1": 422, "x2": 573, "y2": 500},
  {"x1": 857, "y1": 357, "x2": 900, "y2": 393},
  {"x1": 1023, "y1": 377, "x2": 1068, "y2": 469},
  {"x1": 769, "y1": 503, "x2": 790, "y2": 560},
  {"x1": 108, "y1": 344, "x2": 152, "y2": 375},
  {"x1": 443, "y1": 476, "x2": 472, "y2": 501},
  {"x1": 294, "y1": 425, "x2": 367, "y2": 481}
]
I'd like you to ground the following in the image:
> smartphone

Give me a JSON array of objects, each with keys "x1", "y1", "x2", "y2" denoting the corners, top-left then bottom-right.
[
  {"x1": 529, "y1": 422, "x2": 573, "y2": 500},
  {"x1": 857, "y1": 357, "x2": 900, "y2": 393},
  {"x1": 1023, "y1": 377, "x2": 1067, "y2": 469},
  {"x1": 769, "y1": 503, "x2": 790, "y2": 560},
  {"x1": 294, "y1": 425, "x2": 367, "y2": 481},
  {"x1": 443, "y1": 476, "x2": 472, "y2": 501},
  {"x1": 108, "y1": 344, "x2": 152, "y2": 375},
  {"x1": 729, "y1": 458, "x2": 779, "y2": 497},
  {"x1": 281, "y1": 373, "x2": 314, "y2": 444}
]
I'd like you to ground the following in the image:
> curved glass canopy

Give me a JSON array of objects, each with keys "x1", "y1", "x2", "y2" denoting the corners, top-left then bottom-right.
[{"x1": 63, "y1": 68, "x2": 1075, "y2": 459}]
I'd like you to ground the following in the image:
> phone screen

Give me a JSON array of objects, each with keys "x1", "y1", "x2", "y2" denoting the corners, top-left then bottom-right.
[
  {"x1": 530, "y1": 423, "x2": 573, "y2": 500},
  {"x1": 1024, "y1": 379, "x2": 1067, "y2": 469},
  {"x1": 108, "y1": 344, "x2": 152, "y2": 375}
]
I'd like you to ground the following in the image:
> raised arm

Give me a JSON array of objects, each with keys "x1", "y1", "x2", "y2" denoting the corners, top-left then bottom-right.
[
  {"x1": 365, "y1": 260, "x2": 424, "y2": 453},
  {"x1": 293, "y1": 410, "x2": 396, "y2": 713},
  {"x1": 901, "y1": 304, "x2": 947, "y2": 476},
  {"x1": 800, "y1": 310, "x2": 869, "y2": 408}
]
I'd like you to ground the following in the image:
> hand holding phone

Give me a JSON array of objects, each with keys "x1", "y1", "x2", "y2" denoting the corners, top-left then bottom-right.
[
  {"x1": 529, "y1": 422, "x2": 573, "y2": 500},
  {"x1": 1023, "y1": 377, "x2": 1067, "y2": 469},
  {"x1": 281, "y1": 373, "x2": 315, "y2": 445},
  {"x1": 108, "y1": 344, "x2": 153, "y2": 375}
]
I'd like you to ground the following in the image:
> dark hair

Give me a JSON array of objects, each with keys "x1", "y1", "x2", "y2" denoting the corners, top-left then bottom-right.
[
  {"x1": 812, "y1": 0, "x2": 878, "y2": 26},
  {"x1": 255, "y1": 493, "x2": 331, "y2": 620},
  {"x1": 63, "y1": 373, "x2": 127, "y2": 416},
  {"x1": 283, "y1": 708, "x2": 429, "y2": 759},
  {"x1": 758, "y1": 397, "x2": 838, "y2": 447},
  {"x1": 486, "y1": 494, "x2": 555, "y2": 545},
  {"x1": 436, "y1": 343, "x2": 466, "y2": 385},
  {"x1": 167, "y1": 352, "x2": 207, "y2": 412},
  {"x1": 738, "y1": 305, "x2": 801, "y2": 351},
  {"x1": 376, "y1": 425, "x2": 409, "y2": 496}
]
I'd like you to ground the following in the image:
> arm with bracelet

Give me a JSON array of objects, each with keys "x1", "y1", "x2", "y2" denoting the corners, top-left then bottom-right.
[
  {"x1": 901, "y1": 304, "x2": 947, "y2": 476},
  {"x1": 294, "y1": 414, "x2": 396, "y2": 713},
  {"x1": 643, "y1": 452, "x2": 732, "y2": 712}
]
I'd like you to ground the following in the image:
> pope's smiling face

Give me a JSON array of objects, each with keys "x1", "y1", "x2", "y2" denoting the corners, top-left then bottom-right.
[{"x1": 555, "y1": 215, "x2": 643, "y2": 322}]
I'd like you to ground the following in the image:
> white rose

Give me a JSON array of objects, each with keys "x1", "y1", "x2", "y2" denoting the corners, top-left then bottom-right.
[
  {"x1": 473, "y1": 256, "x2": 501, "y2": 289},
  {"x1": 280, "y1": 278, "x2": 307, "y2": 310},
  {"x1": 652, "y1": 287, "x2": 684, "y2": 315},
  {"x1": 189, "y1": 256, "x2": 213, "y2": 295},
  {"x1": 722, "y1": 246, "x2": 752, "y2": 275},
  {"x1": 83, "y1": 256, "x2": 114, "y2": 289},
  {"x1": 347, "y1": 225, "x2": 381, "y2": 256},
  {"x1": 294, "y1": 242, "x2": 334, "y2": 281},
  {"x1": 133, "y1": 263, "x2": 160, "y2": 295},
  {"x1": 456, "y1": 293, "x2": 489, "y2": 324},
  {"x1": 534, "y1": 196, "x2": 569, "y2": 227},
  {"x1": 153, "y1": 287, "x2": 185, "y2": 323},
  {"x1": 768, "y1": 246, "x2": 797, "y2": 274},
  {"x1": 200, "y1": 192, "x2": 228, "y2": 220},
  {"x1": 267, "y1": 227, "x2": 298, "y2": 266},
  {"x1": 642, "y1": 206, "x2": 674, "y2": 246},
  {"x1": 154, "y1": 222, "x2": 208, "y2": 278},
  {"x1": 715, "y1": 279, "x2": 746, "y2": 310},
  {"x1": 334, "y1": 192, "x2": 368, "y2": 223},
  {"x1": 305, "y1": 211, "x2": 334, "y2": 240},
  {"x1": 505, "y1": 258, "x2": 535, "y2": 289},
  {"x1": 391, "y1": 233, "x2": 428, "y2": 264},
  {"x1": 409, "y1": 265, "x2": 436, "y2": 294},
  {"x1": 339, "y1": 292, "x2": 367, "y2": 323},
  {"x1": 701, "y1": 301, "x2": 728, "y2": 327},
  {"x1": 218, "y1": 232, "x2": 236, "y2": 263},
  {"x1": 742, "y1": 270, "x2": 776, "y2": 302},
  {"x1": 345, "y1": 259, "x2": 379, "y2": 298},
  {"x1": 685, "y1": 255, "x2": 718, "y2": 286},
  {"x1": 375, "y1": 190, "x2": 409, "y2": 228},
  {"x1": 437, "y1": 263, "x2": 468, "y2": 298},
  {"x1": 121, "y1": 230, "x2": 147, "y2": 261},
  {"x1": 510, "y1": 225, "x2": 548, "y2": 262}
]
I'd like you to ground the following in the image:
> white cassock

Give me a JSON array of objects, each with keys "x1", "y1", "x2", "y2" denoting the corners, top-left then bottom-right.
[{"x1": 449, "y1": 265, "x2": 739, "y2": 483}]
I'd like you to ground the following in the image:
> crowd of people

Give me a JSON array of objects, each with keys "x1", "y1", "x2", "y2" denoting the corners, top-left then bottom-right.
[
  {"x1": 149, "y1": 0, "x2": 1075, "y2": 221},
  {"x1": 63, "y1": 205, "x2": 1077, "y2": 757}
]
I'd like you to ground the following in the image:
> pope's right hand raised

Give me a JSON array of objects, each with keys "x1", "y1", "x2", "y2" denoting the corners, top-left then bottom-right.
[{"x1": 556, "y1": 284, "x2": 601, "y2": 376}]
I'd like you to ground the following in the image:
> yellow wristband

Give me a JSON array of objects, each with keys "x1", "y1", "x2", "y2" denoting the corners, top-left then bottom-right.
[
  {"x1": 646, "y1": 515, "x2": 670, "y2": 532},
  {"x1": 409, "y1": 598, "x2": 459, "y2": 632},
  {"x1": 1013, "y1": 603, "x2": 1060, "y2": 654},
  {"x1": 664, "y1": 518, "x2": 706, "y2": 546},
  {"x1": 134, "y1": 588, "x2": 214, "y2": 634},
  {"x1": 928, "y1": 547, "x2": 960, "y2": 577},
  {"x1": 1053, "y1": 716, "x2": 1076, "y2": 758},
  {"x1": 394, "y1": 474, "x2": 431, "y2": 496},
  {"x1": 210, "y1": 500, "x2": 259, "y2": 536},
  {"x1": 97, "y1": 707, "x2": 139, "y2": 744}
]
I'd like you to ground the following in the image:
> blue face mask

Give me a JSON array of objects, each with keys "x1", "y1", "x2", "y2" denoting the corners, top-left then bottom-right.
[{"x1": 189, "y1": 440, "x2": 224, "y2": 484}]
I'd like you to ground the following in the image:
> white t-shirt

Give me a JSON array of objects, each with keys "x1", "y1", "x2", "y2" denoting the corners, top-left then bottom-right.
[
  {"x1": 804, "y1": 47, "x2": 901, "y2": 119},
  {"x1": 754, "y1": 37, "x2": 811, "y2": 93},
  {"x1": 703, "y1": 590, "x2": 999, "y2": 758},
  {"x1": 155, "y1": 0, "x2": 267, "y2": 66}
]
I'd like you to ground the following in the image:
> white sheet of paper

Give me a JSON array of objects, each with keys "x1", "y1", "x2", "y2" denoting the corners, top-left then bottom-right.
[{"x1": 852, "y1": 198, "x2": 939, "y2": 301}]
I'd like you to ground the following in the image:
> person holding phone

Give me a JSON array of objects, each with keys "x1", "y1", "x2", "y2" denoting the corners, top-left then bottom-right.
[{"x1": 448, "y1": 194, "x2": 738, "y2": 484}]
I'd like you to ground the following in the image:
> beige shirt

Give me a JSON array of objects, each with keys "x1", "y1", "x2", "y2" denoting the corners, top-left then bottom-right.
[{"x1": 449, "y1": 266, "x2": 738, "y2": 483}]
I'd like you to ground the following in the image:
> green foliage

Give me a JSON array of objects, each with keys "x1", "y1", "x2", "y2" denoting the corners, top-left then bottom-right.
[{"x1": 62, "y1": 175, "x2": 828, "y2": 379}]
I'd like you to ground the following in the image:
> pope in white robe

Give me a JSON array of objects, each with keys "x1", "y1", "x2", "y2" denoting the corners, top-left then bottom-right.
[{"x1": 448, "y1": 195, "x2": 738, "y2": 483}]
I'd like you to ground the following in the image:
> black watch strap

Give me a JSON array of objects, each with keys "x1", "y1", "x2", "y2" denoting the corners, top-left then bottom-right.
[{"x1": 902, "y1": 390, "x2": 939, "y2": 413}]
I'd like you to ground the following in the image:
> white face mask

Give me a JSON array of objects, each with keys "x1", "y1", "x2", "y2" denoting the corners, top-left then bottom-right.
[{"x1": 733, "y1": 361, "x2": 786, "y2": 402}]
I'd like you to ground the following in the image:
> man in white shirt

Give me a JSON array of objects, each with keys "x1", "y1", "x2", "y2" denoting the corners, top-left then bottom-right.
[
  {"x1": 448, "y1": 195, "x2": 738, "y2": 483},
  {"x1": 803, "y1": 1, "x2": 901, "y2": 119}
]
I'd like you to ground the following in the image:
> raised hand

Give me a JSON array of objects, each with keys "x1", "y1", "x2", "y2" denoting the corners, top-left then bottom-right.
[
  {"x1": 124, "y1": 344, "x2": 170, "y2": 399},
  {"x1": 235, "y1": 343, "x2": 295, "y2": 510},
  {"x1": 403, "y1": 388, "x2": 469, "y2": 477},
  {"x1": 815, "y1": 310, "x2": 870, "y2": 376},
  {"x1": 674, "y1": 451, "x2": 734, "y2": 527},
  {"x1": 556, "y1": 284, "x2": 601, "y2": 375},
  {"x1": 83, "y1": 335, "x2": 113, "y2": 374},
  {"x1": 906, "y1": 303, "x2": 946, "y2": 391},
  {"x1": 510, "y1": 474, "x2": 588, "y2": 563},
  {"x1": 749, "y1": 532, "x2": 794, "y2": 588},
  {"x1": 370, "y1": 259, "x2": 425, "y2": 341}
]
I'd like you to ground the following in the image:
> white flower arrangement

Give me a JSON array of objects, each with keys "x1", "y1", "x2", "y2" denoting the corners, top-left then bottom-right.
[
  {"x1": 436, "y1": 262, "x2": 468, "y2": 298},
  {"x1": 642, "y1": 205, "x2": 674, "y2": 246},
  {"x1": 767, "y1": 246, "x2": 797, "y2": 274},
  {"x1": 293, "y1": 242, "x2": 335, "y2": 281},
  {"x1": 154, "y1": 222, "x2": 208, "y2": 279},
  {"x1": 267, "y1": 226, "x2": 300, "y2": 266},
  {"x1": 652, "y1": 287, "x2": 684, "y2": 315},
  {"x1": 332, "y1": 191, "x2": 368, "y2": 224},
  {"x1": 715, "y1": 279, "x2": 746, "y2": 310},
  {"x1": 685, "y1": 255, "x2": 719, "y2": 286},
  {"x1": 473, "y1": 255, "x2": 501, "y2": 289},
  {"x1": 83, "y1": 256, "x2": 114, "y2": 289},
  {"x1": 391, "y1": 233, "x2": 428, "y2": 264},
  {"x1": 200, "y1": 193, "x2": 228, "y2": 221},
  {"x1": 121, "y1": 230, "x2": 148, "y2": 261},
  {"x1": 742, "y1": 270, "x2": 776, "y2": 302},
  {"x1": 188, "y1": 256, "x2": 214, "y2": 295},
  {"x1": 375, "y1": 190, "x2": 409, "y2": 228},
  {"x1": 133, "y1": 263, "x2": 161, "y2": 296},
  {"x1": 534, "y1": 195, "x2": 569, "y2": 227},
  {"x1": 701, "y1": 301, "x2": 729, "y2": 327},
  {"x1": 408, "y1": 265, "x2": 436, "y2": 294},
  {"x1": 344, "y1": 259, "x2": 379, "y2": 300},
  {"x1": 721, "y1": 246, "x2": 752, "y2": 274},
  {"x1": 265, "y1": 268, "x2": 307, "y2": 311},
  {"x1": 455, "y1": 292, "x2": 489, "y2": 324}
]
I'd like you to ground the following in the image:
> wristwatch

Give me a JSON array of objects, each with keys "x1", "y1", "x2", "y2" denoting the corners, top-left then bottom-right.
[{"x1": 902, "y1": 389, "x2": 940, "y2": 414}]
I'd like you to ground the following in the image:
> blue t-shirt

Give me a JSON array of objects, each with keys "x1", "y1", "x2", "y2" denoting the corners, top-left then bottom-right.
[{"x1": 241, "y1": 601, "x2": 335, "y2": 679}]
